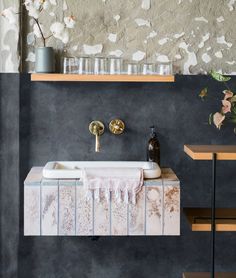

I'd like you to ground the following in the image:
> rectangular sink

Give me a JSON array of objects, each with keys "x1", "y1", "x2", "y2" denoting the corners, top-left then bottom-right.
[{"x1": 43, "y1": 161, "x2": 161, "y2": 179}]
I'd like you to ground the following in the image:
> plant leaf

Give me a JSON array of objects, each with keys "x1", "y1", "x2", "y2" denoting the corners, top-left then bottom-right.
[
  {"x1": 209, "y1": 113, "x2": 213, "y2": 125},
  {"x1": 199, "y1": 87, "x2": 208, "y2": 100},
  {"x1": 210, "y1": 70, "x2": 231, "y2": 82},
  {"x1": 231, "y1": 104, "x2": 236, "y2": 114},
  {"x1": 230, "y1": 119, "x2": 236, "y2": 124},
  {"x1": 230, "y1": 95, "x2": 236, "y2": 102},
  {"x1": 230, "y1": 116, "x2": 236, "y2": 124}
]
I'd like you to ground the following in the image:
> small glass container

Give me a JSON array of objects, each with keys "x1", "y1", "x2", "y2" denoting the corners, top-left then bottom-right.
[
  {"x1": 62, "y1": 57, "x2": 78, "y2": 74},
  {"x1": 142, "y1": 63, "x2": 155, "y2": 75},
  {"x1": 94, "y1": 57, "x2": 107, "y2": 75},
  {"x1": 77, "y1": 56, "x2": 92, "y2": 74},
  {"x1": 108, "y1": 57, "x2": 123, "y2": 75},
  {"x1": 156, "y1": 62, "x2": 173, "y2": 75},
  {"x1": 127, "y1": 63, "x2": 139, "y2": 75}
]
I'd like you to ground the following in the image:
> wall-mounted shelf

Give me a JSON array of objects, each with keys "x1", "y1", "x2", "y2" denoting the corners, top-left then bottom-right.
[
  {"x1": 184, "y1": 208, "x2": 236, "y2": 232},
  {"x1": 183, "y1": 272, "x2": 236, "y2": 278},
  {"x1": 184, "y1": 144, "x2": 236, "y2": 277},
  {"x1": 31, "y1": 73, "x2": 175, "y2": 82},
  {"x1": 184, "y1": 145, "x2": 236, "y2": 160}
]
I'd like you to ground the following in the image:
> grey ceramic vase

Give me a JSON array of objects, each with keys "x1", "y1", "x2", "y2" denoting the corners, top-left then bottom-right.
[{"x1": 35, "y1": 47, "x2": 55, "y2": 73}]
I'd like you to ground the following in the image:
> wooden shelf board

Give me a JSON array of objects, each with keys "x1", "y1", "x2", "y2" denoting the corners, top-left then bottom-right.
[
  {"x1": 183, "y1": 272, "x2": 236, "y2": 278},
  {"x1": 31, "y1": 73, "x2": 175, "y2": 82},
  {"x1": 184, "y1": 208, "x2": 236, "y2": 232},
  {"x1": 184, "y1": 145, "x2": 236, "y2": 160}
]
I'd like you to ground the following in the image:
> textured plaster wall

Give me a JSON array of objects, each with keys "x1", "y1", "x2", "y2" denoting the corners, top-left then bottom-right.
[
  {"x1": 0, "y1": 0, "x2": 20, "y2": 72},
  {"x1": 1, "y1": 0, "x2": 236, "y2": 73}
]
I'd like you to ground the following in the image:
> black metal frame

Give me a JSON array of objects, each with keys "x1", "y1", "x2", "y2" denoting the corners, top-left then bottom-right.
[{"x1": 211, "y1": 153, "x2": 217, "y2": 278}]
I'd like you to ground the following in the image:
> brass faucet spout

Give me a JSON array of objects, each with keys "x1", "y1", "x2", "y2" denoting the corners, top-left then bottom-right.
[{"x1": 89, "y1": 121, "x2": 105, "y2": 152}]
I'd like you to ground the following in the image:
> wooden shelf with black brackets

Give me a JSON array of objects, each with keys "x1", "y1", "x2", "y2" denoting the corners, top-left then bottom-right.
[
  {"x1": 183, "y1": 208, "x2": 236, "y2": 232},
  {"x1": 31, "y1": 73, "x2": 175, "y2": 82},
  {"x1": 183, "y1": 145, "x2": 236, "y2": 278},
  {"x1": 184, "y1": 145, "x2": 236, "y2": 160}
]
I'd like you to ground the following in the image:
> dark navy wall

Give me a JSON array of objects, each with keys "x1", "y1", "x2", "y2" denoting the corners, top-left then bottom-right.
[
  {"x1": 0, "y1": 74, "x2": 20, "y2": 278},
  {"x1": 1, "y1": 74, "x2": 236, "y2": 278}
]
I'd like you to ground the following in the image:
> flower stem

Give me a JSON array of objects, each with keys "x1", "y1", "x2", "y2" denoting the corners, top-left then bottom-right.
[
  {"x1": 223, "y1": 81, "x2": 232, "y2": 92},
  {"x1": 45, "y1": 34, "x2": 53, "y2": 40},
  {"x1": 33, "y1": 18, "x2": 46, "y2": 47}
]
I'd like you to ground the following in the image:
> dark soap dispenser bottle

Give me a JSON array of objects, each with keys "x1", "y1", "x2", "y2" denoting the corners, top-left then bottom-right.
[{"x1": 147, "y1": 126, "x2": 160, "y2": 165}]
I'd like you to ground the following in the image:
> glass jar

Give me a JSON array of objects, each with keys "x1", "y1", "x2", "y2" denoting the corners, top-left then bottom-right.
[
  {"x1": 108, "y1": 57, "x2": 123, "y2": 74},
  {"x1": 126, "y1": 63, "x2": 139, "y2": 75},
  {"x1": 142, "y1": 63, "x2": 155, "y2": 75},
  {"x1": 77, "y1": 56, "x2": 92, "y2": 74},
  {"x1": 62, "y1": 57, "x2": 78, "y2": 74},
  {"x1": 94, "y1": 57, "x2": 107, "y2": 75},
  {"x1": 156, "y1": 62, "x2": 173, "y2": 75}
]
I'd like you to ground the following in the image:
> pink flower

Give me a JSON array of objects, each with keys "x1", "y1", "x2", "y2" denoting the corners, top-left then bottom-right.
[
  {"x1": 213, "y1": 112, "x2": 225, "y2": 129},
  {"x1": 223, "y1": 90, "x2": 233, "y2": 100},
  {"x1": 64, "y1": 16, "x2": 76, "y2": 29},
  {"x1": 222, "y1": 99, "x2": 231, "y2": 114}
]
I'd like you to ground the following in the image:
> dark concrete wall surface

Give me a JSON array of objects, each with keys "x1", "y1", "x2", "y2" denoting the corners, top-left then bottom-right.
[{"x1": 1, "y1": 74, "x2": 236, "y2": 278}]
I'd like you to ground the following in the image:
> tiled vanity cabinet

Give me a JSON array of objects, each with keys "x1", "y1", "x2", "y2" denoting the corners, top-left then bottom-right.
[{"x1": 24, "y1": 167, "x2": 180, "y2": 236}]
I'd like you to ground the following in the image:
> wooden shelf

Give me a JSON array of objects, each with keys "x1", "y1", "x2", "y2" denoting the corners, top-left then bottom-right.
[
  {"x1": 31, "y1": 73, "x2": 175, "y2": 82},
  {"x1": 184, "y1": 208, "x2": 236, "y2": 232},
  {"x1": 183, "y1": 272, "x2": 236, "y2": 278},
  {"x1": 184, "y1": 145, "x2": 236, "y2": 160}
]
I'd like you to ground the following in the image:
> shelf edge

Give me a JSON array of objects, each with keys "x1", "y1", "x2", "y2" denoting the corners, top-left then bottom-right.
[{"x1": 31, "y1": 73, "x2": 175, "y2": 82}]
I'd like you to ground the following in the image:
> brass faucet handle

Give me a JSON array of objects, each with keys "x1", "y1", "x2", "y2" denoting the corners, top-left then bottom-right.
[
  {"x1": 109, "y1": 119, "x2": 125, "y2": 135},
  {"x1": 89, "y1": 121, "x2": 105, "y2": 136}
]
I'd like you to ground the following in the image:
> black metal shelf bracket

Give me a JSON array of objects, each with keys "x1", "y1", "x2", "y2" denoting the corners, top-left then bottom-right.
[{"x1": 211, "y1": 153, "x2": 217, "y2": 278}]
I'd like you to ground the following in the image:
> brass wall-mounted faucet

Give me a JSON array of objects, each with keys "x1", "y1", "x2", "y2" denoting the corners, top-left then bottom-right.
[
  {"x1": 89, "y1": 121, "x2": 105, "y2": 152},
  {"x1": 89, "y1": 119, "x2": 125, "y2": 152}
]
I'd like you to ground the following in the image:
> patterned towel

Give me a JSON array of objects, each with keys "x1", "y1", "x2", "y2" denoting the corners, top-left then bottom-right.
[{"x1": 82, "y1": 167, "x2": 144, "y2": 204}]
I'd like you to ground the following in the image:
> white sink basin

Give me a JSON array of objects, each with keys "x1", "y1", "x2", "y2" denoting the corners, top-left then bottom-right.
[{"x1": 43, "y1": 161, "x2": 161, "y2": 179}]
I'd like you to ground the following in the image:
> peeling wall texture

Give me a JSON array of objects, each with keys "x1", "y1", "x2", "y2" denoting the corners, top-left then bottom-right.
[
  {"x1": 0, "y1": 0, "x2": 20, "y2": 72},
  {"x1": 1, "y1": 0, "x2": 236, "y2": 74}
]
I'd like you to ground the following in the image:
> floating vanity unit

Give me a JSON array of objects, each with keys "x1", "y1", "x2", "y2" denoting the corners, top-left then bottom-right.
[{"x1": 24, "y1": 166, "x2": 180, "y2": 236}]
